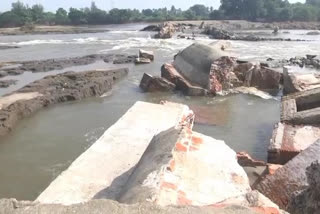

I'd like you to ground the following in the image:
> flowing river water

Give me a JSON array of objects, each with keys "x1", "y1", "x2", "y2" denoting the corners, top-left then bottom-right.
[{"x1": 0, "y1": 24, "x2": 319, "y2": 200}]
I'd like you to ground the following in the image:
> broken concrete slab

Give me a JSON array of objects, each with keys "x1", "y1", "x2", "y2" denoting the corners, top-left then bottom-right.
[
  {"x1": 161, "y1": 63, "x2": 207, "y2": 96},
  {"x1": 255, "y1": 139, "x2": 320, "y2": 210},
  {"x1": 268, "y1": 122, "x2": 320, "y2": 164},
  {"x1": 173, "y1": 43, "x2": 223, "y2": 89},
  {"x1": 0, "y1": 68, "x2": 128, "y2": 136},
  {"x1": 283, "y1": 66, "x2": 320, "y2": 94},
  {"x1": 245, "y1": 66, "x2": 282, "y2": 90},
  {"x1": 118, "y1": 126, "x2": 251, "y2": 206},
  {"x1": 281, "y1": 87, "x2": 320, "y2": 125},
  {"x1": 139, "y1": 73, "x2": 175, "y2": 92},
  {"x1": 36, "y1": 101, "x2": 193, "y2": 205}
]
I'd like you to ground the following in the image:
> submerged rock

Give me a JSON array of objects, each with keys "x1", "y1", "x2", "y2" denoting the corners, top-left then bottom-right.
[
  {"x1": 306, "y1": 31, "x2": 320, "y2": 35},
  {"x1": 0, "y1": 68, "x2": 128, "y2": 136}
]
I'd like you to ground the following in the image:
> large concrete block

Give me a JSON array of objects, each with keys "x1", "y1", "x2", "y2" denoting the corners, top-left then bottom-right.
[
  {"x1": 281, "y1": 87, "x2": 320, "y2": 125},
  {"x1": 268, "y1": 123, "x2": 320, "y2": 164},
  {"x1": 36, "y1": 101, "x2": 193, "y2": 205},
  {"x1": 255, "y1": 140, "x2": 320, "y2": 210},
  {"x1": 173, "y1": 43, "x2": 223, "y2": 89},
  {"x1": 118, "y1": 126, "x2": 251, "y2": 206}
]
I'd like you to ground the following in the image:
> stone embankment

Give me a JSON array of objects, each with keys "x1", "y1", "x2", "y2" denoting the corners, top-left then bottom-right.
[{"x1": 0, "y1": 68, "x2": 128, "y2": 136}]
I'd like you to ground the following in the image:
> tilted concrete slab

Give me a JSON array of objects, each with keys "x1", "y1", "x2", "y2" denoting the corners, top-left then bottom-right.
[
  {"x1": 268, "y1": 122, "x2": 320, "y2": 164},
  {"x1": 255, "y1": 140, "x2": 320, "y2": 210},
  {"x1": 36, "y1": 101, "x2": 193, "y2": 205}
]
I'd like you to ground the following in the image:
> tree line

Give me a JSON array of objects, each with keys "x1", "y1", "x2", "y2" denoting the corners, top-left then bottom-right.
[{"x1": 0, "y1": 0, "x2": 320, "y2": 28}]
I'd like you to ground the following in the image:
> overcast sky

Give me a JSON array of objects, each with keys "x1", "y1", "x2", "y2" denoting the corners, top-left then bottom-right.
[{"x1": 1, "y1": 0, "x2": 305, "y2": 12}]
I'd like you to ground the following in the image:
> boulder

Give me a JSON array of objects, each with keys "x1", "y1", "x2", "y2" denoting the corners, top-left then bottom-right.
[
  {"x1": 287, "y1": 161, "x2": 320, "y2": 214},
  {"x1": 161, "y1": 63, "x2": 207, "y2": 96},
  {"x1": 283, "y1": 67, "x2": 320, "y2": 94},
  {"x1": 134, "y1": 58, "x2": 151, "y2": 64},
  {"x1": 139, "y1": 49, "x2": 154, "y2": 61},
  {"x1": 268, "y1": 123, "x2": 320, "y2": 164},
  {"x1": 118, "y1": 126, "x2": 252, "y2": 206},
  {"x1": 0, "y1": 71, "x2": 8, "y2": 77},
  {"x1": 155, "y1": 22, "x2": 176, "y2": 39},
  {"x1": 173, "y1": 43, "x2": 223, "y2": 89},
  {"x1": 255, "y1": 140, "x2": 320, "y2": 210},
  {"x1": 237, "y1": 152, "x2": 267, "y2": 167},
  {"x1": 139, "y1": 73, "x2": 175, "y2": 92}
]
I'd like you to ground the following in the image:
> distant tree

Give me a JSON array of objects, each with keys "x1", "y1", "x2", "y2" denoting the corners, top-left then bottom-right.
[
  {"x1": 189, "y1": 4, "x2": 209, "y2": 18},
  {"x1": 0, "y1": 11, "x2": 22, "y2": 27},
  {"x1": 142, "y1": 9, "x2": 153, "y2": 17},
  {"x1": 68, "y1": 8, "x2": 87, "y2": 25},
  {"x1": 55, "y1": 8, "x2": 69, "y2": 25},
  {"x1": 183, "y1": 10, "x2": 196, "y2": 20},
  {"x1": 210, "y1": 9, "x2": 225, "y2": 20},
  {"x1": 30, "y1": 4, "x2": 44, "y2": 23}
]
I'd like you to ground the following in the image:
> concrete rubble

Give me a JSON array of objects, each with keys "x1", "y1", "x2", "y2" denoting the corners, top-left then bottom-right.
[
  {"x1": 255, "y1": 140, "x2": 320, "y2": 210},
  {"x1": 29, "y1": 101, "x2": 287, "y2": 214},
  {"x1": 281, "y1": 87, "x2": 320, "y2": 125},
  {"x1": 139, "y1": 43, "x2": 282, "y2": 97},
  {"x1": 268, "y1": 123, "x2": 320, "y2": 164},
  {"x1": 283, "y1": 66, "x2": 320, "y2": 94}
]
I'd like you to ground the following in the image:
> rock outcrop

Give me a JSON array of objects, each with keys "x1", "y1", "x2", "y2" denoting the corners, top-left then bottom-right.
[
  {"x1": 255, "y1": 140, "x2": 320, "y2": 210},
  {"x1": 0, "y1": 68, "x2": 128, "y2": 136},
  {"x1": 155, "y1": 22, "x2": 176, "y2": 39},
  {"x1": 0, "y1": 54, "x2": 135, "y2": 77},
  {"x1": 287, "y1": 161, "x2": 320, "y2": 214}
]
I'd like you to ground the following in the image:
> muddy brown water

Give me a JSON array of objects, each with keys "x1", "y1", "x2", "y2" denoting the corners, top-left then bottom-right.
[{"x1": 0, "y1": 24, "x2": 318, "y2": 200}]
